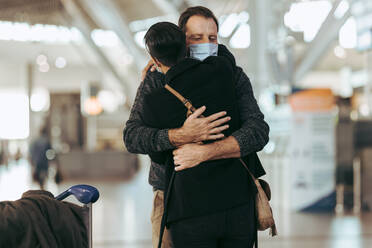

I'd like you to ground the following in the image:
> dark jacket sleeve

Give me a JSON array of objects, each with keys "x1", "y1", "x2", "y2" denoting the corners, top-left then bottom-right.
[
  {"x1": 231, "y1": 67, "x2": 270, "y2": 156},
  {"x1": 123, "y1": 71, "x2": 175, "y2": 154}
]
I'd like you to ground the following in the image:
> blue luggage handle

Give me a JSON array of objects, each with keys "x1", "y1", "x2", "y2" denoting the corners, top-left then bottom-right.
[{"x1": 55, "y1": 184, "x2": 99, "y2": 204}]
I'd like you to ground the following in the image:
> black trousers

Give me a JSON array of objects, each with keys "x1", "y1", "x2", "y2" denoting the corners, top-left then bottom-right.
[{"x1": 169, "y1": 201, "x2": 256, "y2": 248}]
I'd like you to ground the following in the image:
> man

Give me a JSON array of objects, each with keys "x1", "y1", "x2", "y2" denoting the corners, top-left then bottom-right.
[
  {"x1": 29, "y1": 126, "x2": 51, "y2": 190},
  {"x1": 123, "y1": 6, "x2": 269, "y2": 248}
]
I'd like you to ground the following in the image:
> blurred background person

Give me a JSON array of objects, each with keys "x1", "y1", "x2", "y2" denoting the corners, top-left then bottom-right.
[
  {"x1": 29, "y1": 126, "x2": 51, "y2": 189},
  {"x1": 0, "y1": 140, "x2": 9, "y2": 169}
]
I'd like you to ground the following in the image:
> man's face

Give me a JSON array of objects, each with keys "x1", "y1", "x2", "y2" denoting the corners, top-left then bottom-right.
[{"x1": 185, "y1": 15, "x2": 218, "y2": 47}]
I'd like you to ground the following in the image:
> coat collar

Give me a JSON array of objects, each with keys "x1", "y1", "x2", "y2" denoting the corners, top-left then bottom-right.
[{"x1": 164, "y1": 58, "x2": 201, "y2": 86}]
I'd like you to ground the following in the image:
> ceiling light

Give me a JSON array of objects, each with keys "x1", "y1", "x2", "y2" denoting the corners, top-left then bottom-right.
[
  {"x1": 219, "y1": 13, "x2": 240, "y2": 38},
  {"x1": 39, "y1": 63, "x2": 50, "y2": 73},
  {"x1": 237, "y1": 11, "x2": 250, "y2": 23},
  {"x1": 0, "y1": 91, "x2": 29, "y2": 139},
  {"x1": 339, "y1": 17, "x2": 357, "y2": 49},
  {"x1": 91, "y1": 29, "x2": 119, "y2": 47},
  {"x1": 83, "y1": 97, "x2": 103, "y2": 116},
  {"x1": 334, "y1": 45, "x2": 346, "y2": 58},
  {"x1": 134, "y1": 31, "x2": 146, "y2": 49},
  {"x1": 36, "y1": 54, "x2": 47, "y2": 65},
  {"x1": 357, "y1": 31, "x2": 372, "y2": 51},
  {"x1": 97, "y1": 90, "x2": 119, "y2": 113},
  {"x1": 229, "y1": 23, "x2": 251, "y2": 49},
  {"x1": 284, "y1": 1, "x2": 332, "y2": 42},
  {"x1": 334, "y1": 0, "x2": 350, "y2": 19},
  {"x1": 30, "y1": 88, "x2": 50, "y2": 112},
  {"x1": 55, "y1": 57, "x2": 67, "y2": 68},
  {"x1": 359, "y1": 103, "x2": 370, "y2": 117}
]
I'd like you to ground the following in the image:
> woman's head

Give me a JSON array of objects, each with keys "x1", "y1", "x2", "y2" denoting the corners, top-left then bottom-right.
[{"x1": 144, "y1": 22, "x2": 186, "y2": 69}]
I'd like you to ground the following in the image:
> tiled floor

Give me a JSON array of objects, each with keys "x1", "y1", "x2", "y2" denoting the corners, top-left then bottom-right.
[{"x1": 1, "y1": 157, "x2": 372, "y2": 248}]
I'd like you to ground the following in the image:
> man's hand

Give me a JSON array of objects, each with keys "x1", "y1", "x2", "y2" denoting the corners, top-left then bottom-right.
[
  {"x1": 168, "y1": 106, "x2": 231, "y2": 147},
  {"x1": 173, "y1": 143, "x2": 208, "y2": 171},
  {"x1": 141, "y1": 60, "x2": 157, "y2": 81},
  {"x1": 173, "y1": 136, "x2": 241, "y2": 171}
]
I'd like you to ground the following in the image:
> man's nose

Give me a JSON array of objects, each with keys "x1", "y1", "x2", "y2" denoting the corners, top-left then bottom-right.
[{"x1": 200, "y1": 36, "x2": 210, "y2": 43}]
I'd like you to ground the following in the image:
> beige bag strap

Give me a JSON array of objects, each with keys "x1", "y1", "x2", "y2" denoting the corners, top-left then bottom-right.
[
  {"x1": 165, "y1": 84, "x2": 197, "y2": 117},
  {"x1": 238, "y1": 158, "x2": 257, "y2": 181}
]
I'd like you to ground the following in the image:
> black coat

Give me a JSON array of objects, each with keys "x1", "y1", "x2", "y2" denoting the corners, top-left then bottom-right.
[{"x1": 143, "y1": 45, "x2": 263, "y2": 223}]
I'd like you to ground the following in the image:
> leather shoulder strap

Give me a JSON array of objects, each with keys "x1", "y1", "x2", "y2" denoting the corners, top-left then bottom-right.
[
  {"x1": 164, "y1": 84, "x2": 197, "y2": 117},
  {"x1": 164, "y1": 84, "x2": 187, "y2": 104},
  {"x1": 239, "y1": 158, "x2": 257, "y2": 181}
]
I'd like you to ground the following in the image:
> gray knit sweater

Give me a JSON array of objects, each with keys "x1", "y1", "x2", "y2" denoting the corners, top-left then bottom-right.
[{"x1": 123, "y1": 67, "x2": 269, "y2": 190}]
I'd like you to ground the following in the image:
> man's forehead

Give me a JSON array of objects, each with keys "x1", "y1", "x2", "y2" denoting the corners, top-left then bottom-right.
[{"x1": 185, "y1": 16, "x2": 218, "y2": 34}]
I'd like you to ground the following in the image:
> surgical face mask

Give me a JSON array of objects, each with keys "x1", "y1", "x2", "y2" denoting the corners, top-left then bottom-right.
[{"x1": 189, "y1": 43, "x2": 218, "y2": 61}]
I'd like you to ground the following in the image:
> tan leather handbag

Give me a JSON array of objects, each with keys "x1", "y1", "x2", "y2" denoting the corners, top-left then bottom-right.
[
  {"x1": 239, "y1": 158, "x2": 277, "y2": 236},
  {"x1": 164, "y1": 84, "x2": 278, "y2": 237}
]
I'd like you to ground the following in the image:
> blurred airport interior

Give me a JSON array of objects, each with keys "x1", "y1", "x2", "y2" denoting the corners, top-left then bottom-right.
[{"x1": 1, "y1": 0, "x2": 372, "y2": 247}]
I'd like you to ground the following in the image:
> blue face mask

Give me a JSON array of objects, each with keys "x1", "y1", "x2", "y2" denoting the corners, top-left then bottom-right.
[{"x1": 189, "y1": 43, "x2": 218, "y2": 61}]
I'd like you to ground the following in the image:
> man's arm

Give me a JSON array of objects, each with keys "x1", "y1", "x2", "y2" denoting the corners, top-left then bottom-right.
[
  {"x1": 123, "y1": 71, "x2": 174, "y2": 154},
  {"x1": 230, "y1": 67, "x2": 270, "y2": 156},
  {"x1": 123, "y1": 71, "x2": 231, "y2": 154},
  {"x1": 173, "y1": 68, "x2": 269, "y2": 170}
]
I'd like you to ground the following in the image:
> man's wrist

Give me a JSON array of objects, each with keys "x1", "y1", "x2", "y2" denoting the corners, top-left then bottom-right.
[
  {"x1": 168, "y1": 128, "x2": 192, "y2": 147},
  {"x1": 201, "y1": 137, "x2": 241, "y2": 161},
  {"x1": 199, "y1": 143, "x2": 217, "y2": 162}
]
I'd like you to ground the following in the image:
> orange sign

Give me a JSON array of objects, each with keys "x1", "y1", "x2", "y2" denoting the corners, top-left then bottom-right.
[{"x1": 289, "y1": 89, "x2": 335, "y2": 112}]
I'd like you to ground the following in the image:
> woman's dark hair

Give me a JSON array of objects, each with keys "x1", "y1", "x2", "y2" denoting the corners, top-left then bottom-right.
[
  {"x1": 144, "y1": 22, "x2": 186, "y2": 67},
  {"x1": 178, "y1": 6, "x2": 219, "y2": 33}
]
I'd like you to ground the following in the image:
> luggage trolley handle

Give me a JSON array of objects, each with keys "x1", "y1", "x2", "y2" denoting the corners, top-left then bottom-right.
[{"x1": 56, "y1": 185, "x2": 100, "y2": 248}]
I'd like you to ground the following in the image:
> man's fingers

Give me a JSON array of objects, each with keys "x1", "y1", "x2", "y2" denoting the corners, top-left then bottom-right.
[
  {"x1": 150, "y1": 64, "x2": 156, "y2": 72},
  {"x1": 141, "y1": 60, "x2": 155, "y2": 81},
  {"x1": 206, "y1": 133, "x2": 225, "y2": 140},
  {"x1": 145, "y1": 60, "x2": 154, "y2": 70},
  {"x1": 205, "y1": 111, "x2": 227, "y2": 122},
  {"x1": 175, "y1": 165, "x2": 186, "y2": 171},
  {"x1": 188, "y1": 106, "x2": 206, "y2": 120},
  {"x1": 209, "y1": 117, "x2": 231, "y2": 128},
  {"x1": 209, "y1": 125, "x2": 229, "y2": 134}
]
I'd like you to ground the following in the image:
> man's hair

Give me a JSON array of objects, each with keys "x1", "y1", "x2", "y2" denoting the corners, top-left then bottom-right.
[
  {"x1": 178, "y1": 6, "x2": 219, "y2": 33},
  {"x1": 144, "y1": 22, "x2": 186, "y2": 67}
]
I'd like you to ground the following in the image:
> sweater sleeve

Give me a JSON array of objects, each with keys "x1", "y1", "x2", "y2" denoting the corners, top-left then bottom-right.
[
  {"x1": 231, "y1": 67, "x2": 270, "y2": 156},
  {"x1": 123, "y1": 72, "x2": 175, "y2": 154}
]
